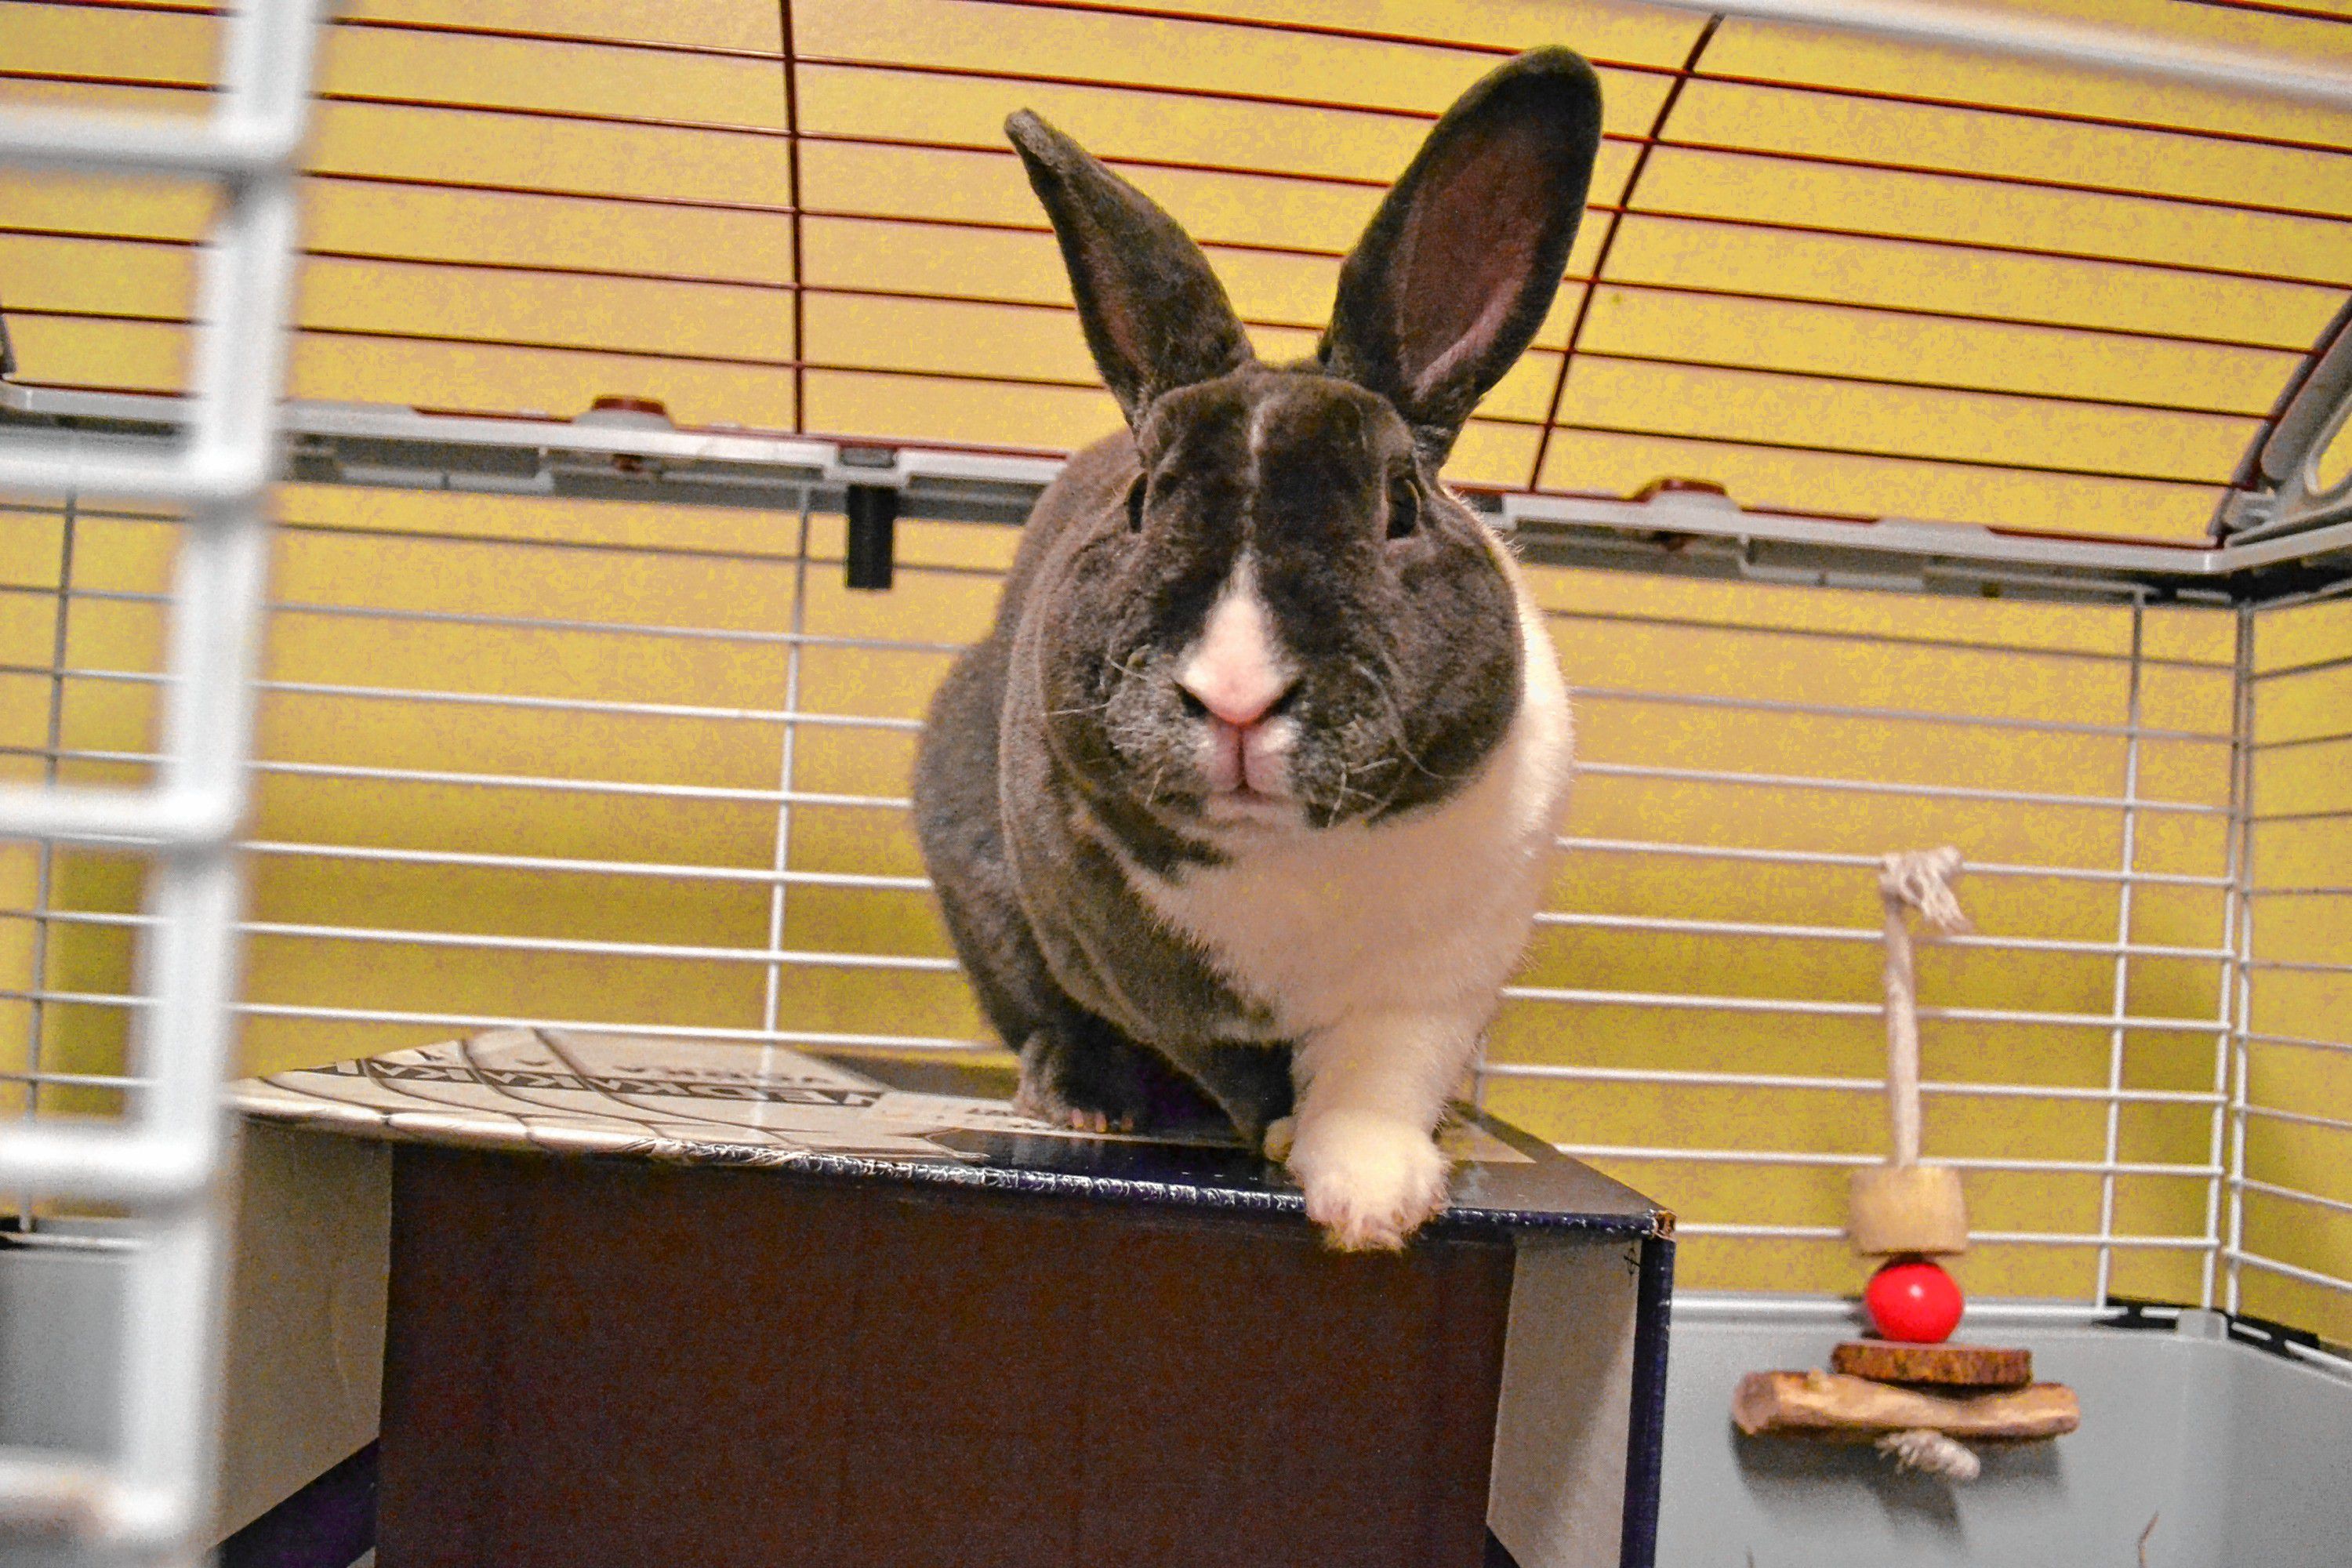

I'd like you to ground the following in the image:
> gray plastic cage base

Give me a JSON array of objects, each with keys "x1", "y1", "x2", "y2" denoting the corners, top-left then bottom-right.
[
  {"x1": 0, "y1": 1236, "x2": 127, "y2": 1568},
  {"x1": 8, "y1": 1234, "x2": 2350, "y2": 1566},
  {"x1": 1662, "y1": 1311, "x2": 2352, "y2": 1568}
]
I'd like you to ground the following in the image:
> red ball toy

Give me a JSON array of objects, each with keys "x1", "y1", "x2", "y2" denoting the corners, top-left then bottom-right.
[{"x1": 1865, "y1": 1257, "x2": 1964, "y2": 1343}]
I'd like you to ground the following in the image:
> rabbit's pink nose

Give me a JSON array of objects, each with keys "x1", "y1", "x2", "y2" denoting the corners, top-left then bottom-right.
[
  {"x1": 1176, "y1": 555, "x2": 1294, "y2": 731},
  {"x1": 1179, "y1": 677, "x2": 1295, "y2": 730}
]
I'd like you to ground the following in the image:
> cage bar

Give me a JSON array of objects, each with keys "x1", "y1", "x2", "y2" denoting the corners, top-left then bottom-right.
[{"x1": 0, "y1": 0, "x2": 325, "y2": 1558}]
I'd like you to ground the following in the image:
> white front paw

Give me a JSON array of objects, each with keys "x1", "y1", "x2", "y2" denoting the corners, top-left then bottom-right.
[{"x1": 1287, "y1": 1113, "x2": 1451, "y2": 1251}]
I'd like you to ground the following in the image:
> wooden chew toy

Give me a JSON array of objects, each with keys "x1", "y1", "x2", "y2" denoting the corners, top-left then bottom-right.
[
  {"x1": 1734, "y1": 1371, "x2": 2077, "y2": 1442},
  {"x1": 1831, "y1": 1340, "x2": 2029, "y2": 1388},
  {"x1": 1733, "y1": 849, "x2": 2079, "y2": 1480},
  {"x1": 1849, "y1": 848, "x2": 1970, "y2": 1261}
]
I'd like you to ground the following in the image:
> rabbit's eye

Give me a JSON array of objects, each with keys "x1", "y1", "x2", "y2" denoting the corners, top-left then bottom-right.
[
  {"x1": 1126, "y1": 475, "x2": 1149, "y2": 534},
  {"x1": 1386, "y1": 477, "x2": 1421, "y2": 541}
]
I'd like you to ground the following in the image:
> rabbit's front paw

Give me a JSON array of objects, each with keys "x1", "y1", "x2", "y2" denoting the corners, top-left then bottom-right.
[
  {"x1": 1287, "y1": 1113, "x2": 1450, "y2": 1251},
  {"x1": 1013, "y1": 1025, "x2": 1152, "y2": 1134}
]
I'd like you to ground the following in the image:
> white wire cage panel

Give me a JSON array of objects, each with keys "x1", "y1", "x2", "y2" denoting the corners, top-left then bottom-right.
[
  {"x1": 11, "y1": 476, "x2": 2332, "y2": 1330},
  {"x1": 2230, "y1": 579, "x2": 2352, "y2": 1342},
  {"x1": 0, "y1": 0, "x2": 325, "y2": 1561}
]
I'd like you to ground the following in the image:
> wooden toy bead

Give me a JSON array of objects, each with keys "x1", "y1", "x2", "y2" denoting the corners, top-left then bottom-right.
[
  {"x1": 1848, "y1": 1163, "x2": 1969, "y2": 1258},
  {"x1": 1865, "y1": 1257, "x2": 1964, "y2": 1344}
]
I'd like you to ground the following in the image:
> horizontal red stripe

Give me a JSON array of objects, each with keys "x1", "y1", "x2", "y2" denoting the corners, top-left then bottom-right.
[
  {"x1": 1541, "y1": 414, "x2": 2230, "y2": 488},
  {"x1": 1574, "y1": 347, "x2": 2271, "y2": 420},
  {"x1": 8, "y1": 61, "x2": 2343, "y2": 248},
  {"x1": 333, "y1": 14, "x2": 783, "y2": 63},
  {"x1": 12, "y1": 217, "x2": 2319, "y2": 358},
  {"x1": 789, "y1": 55, "x2": 2352, "y2": 228},
  {"x1": 2178, "y1": 0, "x2": 2352, "y2": 24},
  {"x1": 12, "y1": 50, "x2": 2345, "y2": 225},
  {"x1": 1624, "y1": 201, "x2": 2351, "y2": 292},
  {"x1": 19, "y1": 0, "x2": 2349, "y2": 162},
  {"x1": 5, "y1": 308, "x2": 2247, "y2": 487},
  {"x1": 10, "y1": 192, "x2": 2331, "y2": 352},
  {"x1": 1692, "y1": 66, "x2": 2352, "y2": 160},
  {"x1": 1658, "y1": 134, "x2": 2352, "y2": 228},
  {"x1": 7, "y1": 294, "x2": 2278, "y2": 418}
]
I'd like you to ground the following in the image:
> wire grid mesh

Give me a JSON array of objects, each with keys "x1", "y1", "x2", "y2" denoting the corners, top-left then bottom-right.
[
  {"x1": 11, "y1": 477, "x2": 2343, "y2": 1338},
  {"x1": 0, "y1": 0, "x2": 324, "y2": 1556},
  {"x1": 2230, "y1": 576, "x2": 2352, "y2": 1340}
]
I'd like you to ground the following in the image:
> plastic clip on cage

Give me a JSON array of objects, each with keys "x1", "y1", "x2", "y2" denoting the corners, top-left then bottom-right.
[{"x1": 0, "y1": 1, "x2": 325, "y2": 1561}]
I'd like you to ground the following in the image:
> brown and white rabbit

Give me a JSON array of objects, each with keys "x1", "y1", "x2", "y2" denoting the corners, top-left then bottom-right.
[{"x1": 913, "y1": 49, "x2": 1599, "y2": 1250}]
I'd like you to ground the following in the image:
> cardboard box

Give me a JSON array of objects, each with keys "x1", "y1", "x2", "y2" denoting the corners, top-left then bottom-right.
[{"x1": 232, "y1": 1031, "x2": 1674, "y2": 1567}]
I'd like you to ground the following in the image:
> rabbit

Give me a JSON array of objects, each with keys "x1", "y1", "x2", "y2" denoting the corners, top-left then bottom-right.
[{"x1": 911, "y1": 48, "x2": 1599, "y2": 1250}]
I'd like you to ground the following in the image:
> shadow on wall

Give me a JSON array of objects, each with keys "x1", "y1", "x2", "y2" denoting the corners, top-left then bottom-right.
[{"x1": 1733, "y1": 1428, "x2": 2065, "y2": 1535}]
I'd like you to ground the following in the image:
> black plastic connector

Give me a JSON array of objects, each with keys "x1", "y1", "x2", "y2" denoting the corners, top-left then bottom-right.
[
  {"x1": 2227, "y1": 1309, "x2": 2325, "y2": 1361},
  {"x1": 845, "y1": 483, "x2": 898, "y2": 591},
  {"x1": 2100, "y1": 1294, "x2": 2187, "y2": 1333}
]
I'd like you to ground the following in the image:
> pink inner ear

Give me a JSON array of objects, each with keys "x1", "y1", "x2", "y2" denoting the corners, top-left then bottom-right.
[
  {"x1": 1393, "y1": 118, "x2": 1555, "y2": 401},
  {"x1": 1407, "y1": 282, "x2": 1519, "y2": 407},
  {"x1": 1079, "y1": 254, "x2": 1151, "y2": 370}
]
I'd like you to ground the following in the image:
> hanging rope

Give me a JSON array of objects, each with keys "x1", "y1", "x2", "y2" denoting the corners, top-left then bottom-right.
[{"x1": 1879, "y1": 848, "x2": 1970, "y2": 1168}]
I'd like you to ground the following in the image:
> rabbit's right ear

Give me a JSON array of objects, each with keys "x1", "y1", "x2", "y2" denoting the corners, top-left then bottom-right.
[
  {"x1": 1320, "y1": 49, "x2": 1602, "y2": 465},
  {"x1": 1007, "y1": 111, "x2": 1255, "y2": 426}
]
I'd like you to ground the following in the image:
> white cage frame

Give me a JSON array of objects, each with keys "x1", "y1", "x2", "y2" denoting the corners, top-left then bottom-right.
[
  {"x1": 0, "y1": 0, "x2": 327, "y2": 1558},
  {"x1": 0, "y1": 0, "x2": 2348, "y2": 1560}
]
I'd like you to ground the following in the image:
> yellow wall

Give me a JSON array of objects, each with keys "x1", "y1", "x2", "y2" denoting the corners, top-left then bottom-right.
[
  {"x1": 2245, "y1": 597, "x2": 2352, "y2": 1345},
  {"x1": 7, "y1": 0, "x2": 2350, "y2": 536}
]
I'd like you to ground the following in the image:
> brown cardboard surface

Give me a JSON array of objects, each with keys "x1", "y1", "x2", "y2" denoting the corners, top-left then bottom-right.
[{"x1": 378, "y1": 1143, "x2": 1519, "y2": 1568}]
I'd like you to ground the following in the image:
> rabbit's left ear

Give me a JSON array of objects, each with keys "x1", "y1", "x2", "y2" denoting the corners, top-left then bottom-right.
[
  {"x1": 1319, "y1": 49, "x2": 1602, "y2": 464},
  {"x1": 1007, "y1": 111, "x2": 1255, "y2": 426}
]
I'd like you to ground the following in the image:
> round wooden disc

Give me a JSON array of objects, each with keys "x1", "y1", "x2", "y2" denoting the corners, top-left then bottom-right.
[{"x1": 1832, "y1": 1340, "x2": 2032, "y2": 1388}]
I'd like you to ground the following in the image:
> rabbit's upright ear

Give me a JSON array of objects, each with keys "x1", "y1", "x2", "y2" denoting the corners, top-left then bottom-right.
[
  {"x1": 1007, "y1": 111, "x2": 1254, "y2": 426},
  {"x1": 1320, "y1": 49, "x2": 1602, "y2": 464}
]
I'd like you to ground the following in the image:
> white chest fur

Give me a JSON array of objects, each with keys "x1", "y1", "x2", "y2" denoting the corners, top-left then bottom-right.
[{"x1": 1136, "y1": 543, "x2": 1573, "y2": 1040}]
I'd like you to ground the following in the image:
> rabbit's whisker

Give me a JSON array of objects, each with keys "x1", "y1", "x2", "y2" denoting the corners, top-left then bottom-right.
[{"x1": 1348, "y1": 659, "x2": 1443, "y2": 786}]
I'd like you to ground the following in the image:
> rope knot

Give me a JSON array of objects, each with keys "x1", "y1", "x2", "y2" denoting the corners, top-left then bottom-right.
[
  {"x1": 1877, "y1": 1427, "x2": 1980, "y2": 1482},
  {"x1": 1880, "y1": 847, "x2": 1969, "y2": 935}
]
